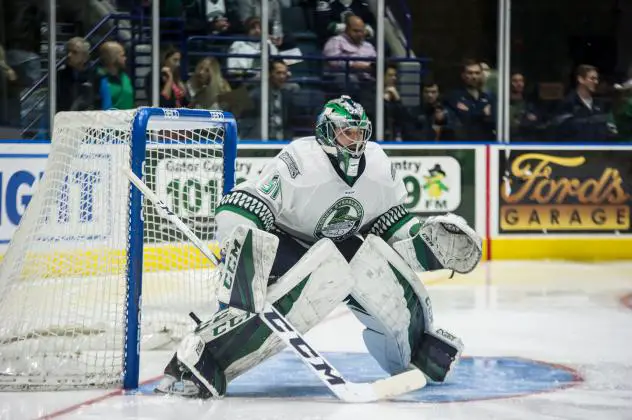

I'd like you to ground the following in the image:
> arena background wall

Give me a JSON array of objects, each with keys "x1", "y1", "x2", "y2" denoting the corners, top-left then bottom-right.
[{"x1": 1, "y1": 140, "x2": 631, "y2": 261}]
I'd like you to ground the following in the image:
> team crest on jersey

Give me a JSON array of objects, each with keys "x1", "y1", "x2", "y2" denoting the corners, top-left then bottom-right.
[{"x1": 314, "y1": 197, "x2": 364, "y2": 241}]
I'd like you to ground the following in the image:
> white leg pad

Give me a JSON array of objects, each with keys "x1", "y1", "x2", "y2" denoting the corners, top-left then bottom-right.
[
  {"x1": 217, "y1": 224, "x2": 279, "y2": 313},
  {"x1": 224, "y1": 238, "x2": 355, "y2": 381},
  {"x1": 348, "y1": 235, "x2": 435, "y2": 375}
]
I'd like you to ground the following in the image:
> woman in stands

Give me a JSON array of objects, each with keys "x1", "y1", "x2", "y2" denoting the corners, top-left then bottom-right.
[
  {"x1": 187, "y1": 57, "x2": 232, "y2": 110},
  {"x1": 158, "y1": 46, "x2": 190, "y2": 108}
]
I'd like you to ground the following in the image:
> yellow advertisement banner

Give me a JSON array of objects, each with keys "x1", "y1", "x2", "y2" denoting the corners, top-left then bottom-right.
[
  {"x1": 498, "y1": 150, "x2": 632, "y2": 234},
  {"x1": 500, "y1": 205, "x2": 630, "y2": 231}
]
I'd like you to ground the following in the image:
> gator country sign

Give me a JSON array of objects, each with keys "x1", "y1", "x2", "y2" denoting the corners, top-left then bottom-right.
[{"x1": 498, "y1": 149, "x2": 632, "y2": 233}]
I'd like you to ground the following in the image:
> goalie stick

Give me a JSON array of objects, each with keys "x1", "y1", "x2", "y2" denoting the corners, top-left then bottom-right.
[{"x1": 122, "y1": 167, "x2": 427, "y2": 403}]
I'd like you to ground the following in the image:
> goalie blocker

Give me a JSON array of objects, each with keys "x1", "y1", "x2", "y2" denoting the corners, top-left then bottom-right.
[{"x1": 158, "y1": 223, "x2": 464, "y2": 398}]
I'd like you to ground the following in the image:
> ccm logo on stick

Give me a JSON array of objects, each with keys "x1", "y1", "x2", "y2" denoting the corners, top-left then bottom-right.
[{"x1": 263, "y1": 309, "x2": 345, "y2": 386}]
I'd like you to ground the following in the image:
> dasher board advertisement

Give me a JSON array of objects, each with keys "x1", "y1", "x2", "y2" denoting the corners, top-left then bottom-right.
[{"x1": 497, "y1": 148, "x2": 632, "y2": 234}]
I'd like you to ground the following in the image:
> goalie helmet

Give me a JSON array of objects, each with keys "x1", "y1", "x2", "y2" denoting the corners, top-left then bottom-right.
[{"x1": 315, "y1": 95, "x2": 372, "y2": 177}]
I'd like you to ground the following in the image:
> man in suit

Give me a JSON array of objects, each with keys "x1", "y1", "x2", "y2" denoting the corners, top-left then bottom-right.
[{"x1": 243, "y1": 60, "x2": 298, "y2": 140}]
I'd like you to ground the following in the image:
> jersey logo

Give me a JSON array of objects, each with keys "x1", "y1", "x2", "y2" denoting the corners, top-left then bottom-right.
[
  {"x1": 314, "y1": 197, "x2": 364, "y2": 242},
  {"x1": 279, "y1": 151, "x2": 300, "y2": 179},
  {"x1": 257, "y1": 173, "x2": 281, "y2": 200}
]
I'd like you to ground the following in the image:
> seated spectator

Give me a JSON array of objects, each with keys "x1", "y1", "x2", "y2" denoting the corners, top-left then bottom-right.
[
  {"x1": 235, "y1": 0, "x2": 291, "y2": 49},
  {"x1": 315, "y1": 0, "x2": 375, "y2": 46},
  {"x1": 242, "y1": 60, "x2": 298, "y2": 140},
  {"x1": 158, "y1": 46, "x2": 190, "y2": 108},
  {"x1": 323, "y1": 15, "x2": 376, "y2": 75},
  {"x1": 413, "y1": 79, "x2": 456, "y2": 141},
  {"x1": 57, "y1": 37, "x2": 95, "y2": 112},
  {"x1": 382, "y1": 63, "x2": 410, "y2": 141},
  {"x1": 445, "y1": 59, "x2": 495, "y2": 141},
  {"x1": 509, "y1": 71, "x2": 541, "y2": 141},
  {"x1": 187, "y1": 57, "x2": 232, "y2": 109},
  {"x1": 94, "y1": 41, "x2": 135, "y2": 110},
  {"x1": 322, "y1": 15, "x2": 376, "y2": 115},
  {"x1": 183, "y1": 0, "x2": 243, "y2": 36},
  {"x1": 553, "y1": 65, "x2": 617, "y2": 142},
  {"x1": 227, "y1": 17, "x2": 279, "y2": 80}
]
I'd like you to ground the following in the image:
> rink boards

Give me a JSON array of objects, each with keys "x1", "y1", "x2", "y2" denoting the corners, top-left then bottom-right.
[{"x1": 2, "y1": 141, "x2": 632, "y2": 262}]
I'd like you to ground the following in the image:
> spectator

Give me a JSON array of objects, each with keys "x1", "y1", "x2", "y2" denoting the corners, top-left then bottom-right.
[
  {"x1": 243, "y1": 60, "x2": 297, "y2": 140},
  {"x1": 382, "y1": 63, "x2": 410, "y2": 141},
  {"x1": 322, "y1": 15, "x2": 376, "y2": 115},
  {"x1": 57, "y1": 37, "x2": 95, "y2": 112},
  {"x1": 315, "y1": 0, "x2": 375, "y2": 46},
  {"x1": 323, "y1": 15, "x2": 376, "y2": 75},
  {"x1": 235, "y1": 0, "x2": 288, "y2": 49},
  {"x1": 158, "y1": 46, "x2": 190, "y2": 108},
  {"x1": 480, "y1": 62, "x2": 498, "y2": 98},
  {"x1": 94, "y1": 42, "x2": 135, "y2": 110},
  {"x1": 3, "y1": 0, "x2": 45, "y2": 90},
  {"x1": 187, "y1": 57, "x2": 232, "y2": 109},
  {"x1": 509, "y1": 71, "x2": 541, "y2": 141},
  {"x1": 553, "y1": 65, "x2": 617, "y2": 142},
  {"x1": 413, "y1": 79, "x2": 455, "y2": 141},
  {"x1": 0, "y1": 47, "x2": 18, "y2": 85},
  {"x1": 613, "y1": 75, "x2": 632, "y2": 141},
  {"x1": 182, "y1": 0, "x2": 243, "y2": 36},
  {"x1": 206, "y1": 0, "x2": 241, "y2": 35},
  {"x1": 446, "y1": 59, "x2": 496, "y2": 141},
  {"x1": 227, "y1": 17, "x2": 279, "y2": 80},
  {"x1": 0, "y1": 44, "x2": 20, "y2": 128}
]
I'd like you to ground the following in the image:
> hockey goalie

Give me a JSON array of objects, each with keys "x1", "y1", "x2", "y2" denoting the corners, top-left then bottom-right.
[{"x1": 156, "y1": 95, "x2": 482, "y2": 398}]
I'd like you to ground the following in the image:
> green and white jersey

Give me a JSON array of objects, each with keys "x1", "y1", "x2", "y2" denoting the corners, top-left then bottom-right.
[{"x1": 215, "y1": 137, "x2": 415, "y2": 245}]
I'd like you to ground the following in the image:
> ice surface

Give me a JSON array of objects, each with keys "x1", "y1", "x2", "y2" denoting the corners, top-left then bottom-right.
[{"x1": 0, "y1": 261, "x2": 630, "y2": 420}]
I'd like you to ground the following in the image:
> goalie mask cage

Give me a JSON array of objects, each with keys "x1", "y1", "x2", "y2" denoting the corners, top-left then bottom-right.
[{"x1": 0, "y1": 108, "x2": 238, "y2": 391}]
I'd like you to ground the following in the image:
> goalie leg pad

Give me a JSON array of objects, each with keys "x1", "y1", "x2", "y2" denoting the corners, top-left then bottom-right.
[
  {"x1": 348, "y1": 234, "x2": 462, "y2": 382},
  {"x1": 225, "y1": 238, "x2": 355, "y2": 381},
  {"x1": 164, "y1": 238, "x2": 354, "y2": 397},
  {"x1": 175, "y1": 333, "x2": 227, "y2": 398},
  {"x1": 217, "y1": 224, "x2": 279, "y2": 313}
]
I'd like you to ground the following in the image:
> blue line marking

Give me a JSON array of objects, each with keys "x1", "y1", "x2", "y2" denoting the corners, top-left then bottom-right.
[{"x1": 137, "y1": 352, "x2": 580, "y2": 402}]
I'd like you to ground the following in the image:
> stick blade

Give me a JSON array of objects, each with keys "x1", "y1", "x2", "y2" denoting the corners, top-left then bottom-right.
[
  {"x1": 341, "y1": 368, "x2": 427, "y2": 403},
  {"x1": 370, "y1": 368, "x2": 427, "y2": 400}
]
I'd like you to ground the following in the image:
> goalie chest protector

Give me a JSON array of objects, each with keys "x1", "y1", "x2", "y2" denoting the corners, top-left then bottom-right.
[{"x1": 233, "y1": 137, "x2": 407, "y2": 244}]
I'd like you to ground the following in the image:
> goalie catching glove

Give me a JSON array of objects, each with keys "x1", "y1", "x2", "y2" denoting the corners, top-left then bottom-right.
[{"x1": 392, "y1": 213, "x2": 482, "y2": 274}]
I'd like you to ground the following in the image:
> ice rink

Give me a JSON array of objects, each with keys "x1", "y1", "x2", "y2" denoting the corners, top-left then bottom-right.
[{"x1": 1, "y1": 260, "x2": 631, "y2": 420}]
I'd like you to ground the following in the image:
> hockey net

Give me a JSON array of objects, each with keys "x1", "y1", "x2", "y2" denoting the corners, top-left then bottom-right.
[{"x1": 0, "y1": 108, "x2": 234, "y2": 390}]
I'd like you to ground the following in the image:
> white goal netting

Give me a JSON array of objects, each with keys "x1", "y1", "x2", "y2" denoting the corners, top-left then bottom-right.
[{"x1": 0, "y1": 109, "x2": 232, "y2": 390}]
